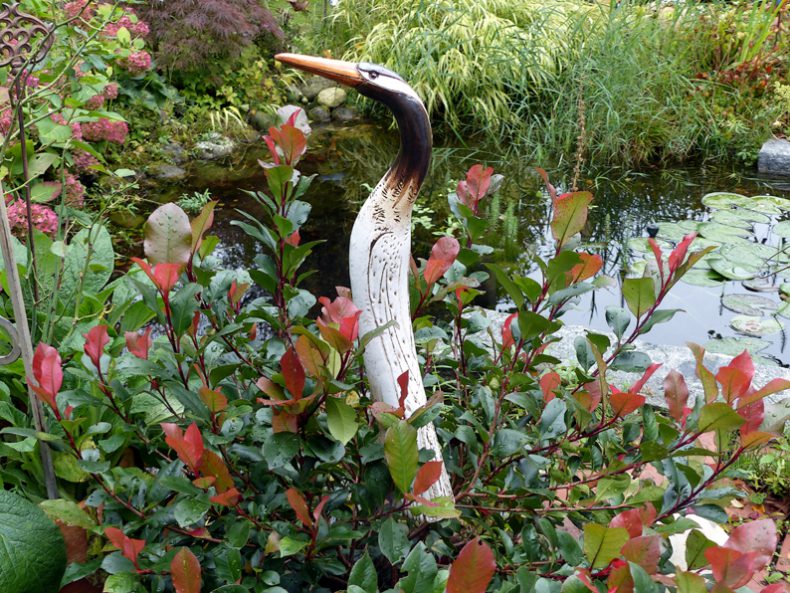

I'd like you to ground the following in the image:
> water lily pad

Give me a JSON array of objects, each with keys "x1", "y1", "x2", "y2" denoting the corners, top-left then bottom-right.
[
  {"x1": 718, "y1": 243, "x2": 775, "y2": 269},
  {"x1": 701, "y1": 192, "x2": 751, "y2": 210},
  {"x1": 656, "y1": 222, "x2": 691, "y2": 242},
  {"x1": 742, "y1": 277, "x2": 779, "y2": 292},
  {"x1": 709, "y1": 210, "x2": 754, "y2": 229},
  {"x1": 705, "y1": 336, "x2": 770, "y2": 355},
  {"x1": 681, "y1": 268, "x2": 725, "y2": 286},
  {"x1": 709, "y1": 258, "x2": 759, "y2": 281},
  {"x1": 773, "y1": 220, "x2": 790, "y2": 239},
  {"x1": 748, "y1": 195, "x2": 790, "y2": 214},
  {"x1": 729, "y1": 315, "x2": 783, "y2": 337},
  {"x1": 721, "y1": 294, "x2": 778, "y2": 316},
  {"x1": 627, "y1": 237, "x2": 672, "y2": 254},
  {"x1": 777, "y1": 302, "x2": 790, "y2": 319},
  {"x1": 700, "y1": 223, "x2": 752, "y2": 243}
]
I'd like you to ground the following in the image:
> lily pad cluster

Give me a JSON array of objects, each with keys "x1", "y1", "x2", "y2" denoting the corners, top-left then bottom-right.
[{"x1": 630, "y1": 192, "x2": 790, "y2": 361}]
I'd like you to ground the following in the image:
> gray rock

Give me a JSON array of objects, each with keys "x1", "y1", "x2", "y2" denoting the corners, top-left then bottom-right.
[
  {"x1": 758, "y1": 138, "x2": 790, "y2": 176},
  {"x1": 469, "y1": 308, "x2": 790, "y2": 430},
  {"x1": 317, "y1": 87, "x2": 347, "y2": 109},
  {"x1": 149, "y1": 163, "x2": 187, "y2": 181},
  {"x1": 194, "y1": 132, "x2": 235, "y2": 161},
  {"x1": 299, "y1": 75, "x2": 334, "y2": 100},
  {"x1": 332, "y1": 106, "x2": 358, "y2": 122},
  {"x1": 162, "y1": 142, "x2": 186, "y2": 165},
  {"x1": 308, "y1": 106, "x2": 331, "y2": 123},
  {"x1": 249, "y1": 110, "x2": 274, "y2": 132}
]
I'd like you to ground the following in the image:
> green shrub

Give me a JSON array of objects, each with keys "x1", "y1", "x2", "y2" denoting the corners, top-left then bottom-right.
[{"x1": 2, "y1": 112, "x2": 785, "y2": 593}]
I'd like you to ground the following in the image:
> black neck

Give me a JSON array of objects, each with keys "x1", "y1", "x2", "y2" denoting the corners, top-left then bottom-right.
[{"x1": 360, "y1": 85, "x2": 432, "y2": 188}]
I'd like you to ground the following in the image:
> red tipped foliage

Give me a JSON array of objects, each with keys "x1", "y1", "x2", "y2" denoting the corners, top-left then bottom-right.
[
  {"x1": 457, "y1": 164, "x2": 494, "y2": 214},
  {"x1": 105, "y1": 527, "x2": 145, "y2": 566},
  {"x1": 170, "y1": 547, "x2": 201, "y2": 593},
  {"x1": 83, "y1": 325, "x2": 109, "y2": 369},
  {"x1": 162, "y1": 423, "x2": 204, "y2": 472},
  {"x1": 125, "y1": 327, "x2": 152, "y2": 360},
  {"x1": 424, "y1": 236, "x2": 460, "y2": 285},
  {"x1": 30, "y1": 343, "x2": 62, "y2": 410},
  {"x1": 447, "y1": 538, "x2": 496, "y2": 593}
]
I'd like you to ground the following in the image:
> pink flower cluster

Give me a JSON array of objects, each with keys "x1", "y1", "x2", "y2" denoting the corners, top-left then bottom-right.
[
  {"x1": 121, "y1": 51, "x2": 152, "y2": 75},
  {"x1": 0, "y1": 110, "x2": 12, "y2": 135},
  {"x1": 103, "y1": 83, "x2": 119, "y2": 100},
  {"x1": 104, "y1": 15, "x2": 150, "y2": 38},
  {"x1": 85, "y1": 82, "x2": 121, "y2": 110},
  {"x1": 5, "y1": 197, "x2": 58, "y2": 237},
  {"x1": 82, "y1": 118, "x2": 128, "y2": 144},
  {"x1": 73, "y1": 150, "x2": 98, "y2": 172},
  {"x1": 50, "y1": 113, "x2": 83, "y2": 140},
  {"x1": 65, "y1": 173, "x2": 85, "y2": 207},
  {"x1": 85, "y1": 94, "x2": 105, "y2": 110},
  {"x1": 64, "y1": 0, "x2": 94, "y2": 20}
]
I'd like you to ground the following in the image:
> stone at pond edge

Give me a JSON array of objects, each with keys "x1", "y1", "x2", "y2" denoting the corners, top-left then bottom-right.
[
  {"x1": 317, "y1": 87, "x2": 347, "y2": 109},
  {"x1": 149, "y1": 163, "x2": 187, "y2": 182},
  {"x1": 758, "y1": 138, "x2": 790, "y2": 176},
  {"x1": 194, "y1": 132, "x2": 236, "y2": 161},
  {"x1": 308, "y1": 106, "x2": 331, "y2": 123},
  {"x1": 162, "y1": 142, "x2": 187, "y2": 165},
  {"x1": 298, "y1": 75, "x2": 334, "y2": 100},
  {"x1": 332, "y1": 106, "x2": 358, "y2": 122},
  {"x1": 249, "y1": 110, "x2": 275, "y2": 132}
]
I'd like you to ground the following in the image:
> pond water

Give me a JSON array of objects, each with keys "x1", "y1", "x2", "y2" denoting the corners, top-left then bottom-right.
[{"x1": 156, "y1": 122, "x2": 790, "y2": 365}]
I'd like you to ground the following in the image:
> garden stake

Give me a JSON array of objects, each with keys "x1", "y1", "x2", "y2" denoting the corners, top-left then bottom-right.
[{"x1": 0, "y1": 2, "x2": 58, "y2": 498}]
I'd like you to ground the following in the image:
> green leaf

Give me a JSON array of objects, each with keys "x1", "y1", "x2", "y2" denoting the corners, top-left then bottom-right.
[
  {"x1": 0, "y1": 491, "x2": 67, "y2": 593},
  {"x1": 557, "y1": 531, "x2": 583, "y2": 565},
  {"x1": 400, "y1": 544, "x2": 438, "y2": 593},
  {"x1": 622, "y1": 277, "x2": 656, "y2": 318},
  {"x1": 639, "y1": 309, "x2": 683, "y2": 335},
  {"x1": 539, "y1": 399, "x2": 567, "y2": 440},
  {"x1": 349, "y1": 552, "x2": 378, "y2": 593},
  {"x1": 675, "y1": 571, "x2": 707, "y2": 593},
  {"x1": 379, "y1": 518, "x2": 410, "y2": 564},
  {"x1": 684, "y1": 530, "x2": 716, "y2": 570},
  {"x1": 583, "y1": 523, "x2": 629, "y2": 569},
  {"x1": 103, "y1": 573, "x2": 142, "y2": 593},
  {"x1": 174, "y1": 496, "x2": 211, "y2": 527},
  {"x1": 144, "y1": 203, "x2": 193, "y2": 265},
  {"x1": 384, "y1": 421, "x2": 418, "y2": 494},
  {"x1": 697, "y1": 403, "x2": 744, "y2": 434},
  {"x1": 610, "y1": 351, "x2": 651, "y2": 373},
  {"x1": 326, "y1": 397, "x2": 359, "y2": 445},
  {"x1": 39, "y1": 499, "x2": 95, "y2": 529},
  {"x1": 628, "y1": 562, "x2": 658, "y2": 593},
  {"x1": 605, "y1": 306, "x2": 631, "y2": 340}
]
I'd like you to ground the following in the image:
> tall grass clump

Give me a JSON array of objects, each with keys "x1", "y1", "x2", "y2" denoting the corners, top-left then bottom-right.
[{"x1": 313, "y1": 0, "x2": 788, "y2": 167}]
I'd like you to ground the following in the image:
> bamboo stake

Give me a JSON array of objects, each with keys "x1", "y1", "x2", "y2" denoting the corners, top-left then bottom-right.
[{"x1": 0, "y1": 181, "x2": 58, "y2": 498}]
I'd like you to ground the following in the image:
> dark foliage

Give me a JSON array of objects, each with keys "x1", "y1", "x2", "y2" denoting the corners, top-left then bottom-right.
[{"x1": 139, "y1": 0, "x2": 284, "y2": 79}]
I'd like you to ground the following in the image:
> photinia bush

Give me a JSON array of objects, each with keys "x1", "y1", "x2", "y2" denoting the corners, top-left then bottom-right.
[{"x1": 6, "y1": 112, "x2": 786, "y2": 593}]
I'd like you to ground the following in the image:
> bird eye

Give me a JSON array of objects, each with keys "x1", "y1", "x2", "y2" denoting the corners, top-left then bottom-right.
[{"x1": 369, "y1": 71, "x2": 379, "y2": 80}]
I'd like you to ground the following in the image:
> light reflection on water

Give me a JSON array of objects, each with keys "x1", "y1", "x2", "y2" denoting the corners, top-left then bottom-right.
[{"x1": 159, "y1": 123, "x2": 790, "y2": 364}]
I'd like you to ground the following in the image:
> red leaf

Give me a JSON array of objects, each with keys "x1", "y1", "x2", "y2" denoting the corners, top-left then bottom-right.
[
  {"x1": 210, "y1": 487, "x2": 240, "y2": 507},
  {"x1": 726, "y1": 519, "x2": 777, "y2": 569},
  {"x1": 551, "y1": 191, "x2": 593, "y2": 247},
  {"x1": 669, "y1": 233, "x2": 697, "y2": 273},
  {"x1": 397, "y1": 370, "x2": 409, "y2": 412},
  {"x1": 125, "y1": 327, "x2": 152, "y2": 360},
  {"x1": 540, "y1": 372, "x2": 561, "y2": 403},
  {"x1": 318, "y1": 295, "x2": 361, "y2": 344},
  {"x1": 285, "y1": 229, "x2": 301, "y2": 246},
  {"x1": 631, "y1": 363, "x2": 662, "y2": 394},
  {"x1": 501, "y1": 312, "x2": 518, "y2": 351},
  {"x1": 281, "y1": 347, "x2": 305, "y2": 399},
  {"x1": 105, "y1": 527, "x2": 145, "y2": 566},
  {"x1": 447, "y1": 538, "x2": 497, "y2": 593},
  {"x1": 621, "y1": 535, "x2": 661, "y2": 574},
  {"x1": 83, "y1": 325, "x2": 109, "y2": 370},
  {"x1": 648, "y1": 239, "x2": 664, "y2": 280},
  {"x1": 131, "y1": 258, "x2": 182, "y2": 295},
  {"x1": 610, "y1": 509, "x2": 643, "y2": 538},
  {"x1": 610, "y1": 390, "x2": 646, "y2": 417},
  {"x1": 263, "y1": 135, "x2": 280, "y2": 165},
  {"x1": 285, "y1": 487, "x2": 313, "y2": 528},
  {"x1": 568, "y1": 252, "x2": 603, "y2": 284},
  {"x1": 738, "y1": 399, "x2": 764, "y2": 436},
  {"x1": 705, "y1": 546, "x2": 758, "y2": 589},
  {"x1": 716, "y1": 351, "x2": 754, "y2": 403},
  {"x1": 663, "y1": 369, "x2": 689, "y2": 423},
  {"x1": 424, "y1": 236, "x2": 461, "y2": 285},
  {"x1": 161, "y1": 423, "x2": 204, "y2": 472},
  {"x1": 738, "y1": 377, "x2": 790, "y2": 408},
  {"x1": 312, "y1": 495, "x2": 330, "y2": 524},
  {"x1": 413, "y1": 461, "x2": 444, "y2": 496},
  {"x1": 171, "y1": 547, "x2": 201, "y2": 593},
  {"x1": 29, "y1": 342, "x2": 62, "y2": 409},
  {"x1": 268, "y1": 124, "x2": 306, "y2": 166},
  {"x1": 457, "y1": 164, "x2": 494, "y2": 213},
  {"x1": 199, "y1": 386, "x2": 228, "y2": 414},
  {"x1": 200, "y1": 450, "x2": 234, "y2": 492},
  {"x1": 760, "y1": 585, "x2": 786, "y2": 593}
]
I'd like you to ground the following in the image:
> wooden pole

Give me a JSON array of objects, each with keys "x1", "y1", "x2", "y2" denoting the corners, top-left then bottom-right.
[{"x1": 0, "y1": 182, "x2": 58, "y2": 498}]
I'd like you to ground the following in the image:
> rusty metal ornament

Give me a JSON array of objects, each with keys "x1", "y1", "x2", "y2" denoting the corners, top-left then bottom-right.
[{"x1": 0, "y1": 2, "x2": 53, "y2": 71}]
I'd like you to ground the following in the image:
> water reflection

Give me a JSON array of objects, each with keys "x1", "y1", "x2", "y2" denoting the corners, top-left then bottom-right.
[{"x1": 158, "y1": 123, "x2": 790, "y2": 363}]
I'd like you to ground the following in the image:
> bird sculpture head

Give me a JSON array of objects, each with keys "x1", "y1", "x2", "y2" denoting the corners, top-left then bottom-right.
[{"x1": 275, "y1": 53, "x2": 431, "y2": 187}]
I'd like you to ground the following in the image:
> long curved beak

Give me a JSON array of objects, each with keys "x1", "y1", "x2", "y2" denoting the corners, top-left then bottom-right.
[{"x1": 275, "y1": 53, "x2": 363, "y2": 88}]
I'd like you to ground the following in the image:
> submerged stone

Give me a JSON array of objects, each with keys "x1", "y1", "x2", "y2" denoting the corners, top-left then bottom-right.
[
  {"x1": 194, "y1": 133, "x2": 235, "y2": 161},
  {"x1": 308, "y1": 106, "x2": 331, "y2": 123},
  {"x1": 332, "y1": 106, "x2": 358, "y2": 122},
  {"x1": 317, "y1": 87, "x2": 347, "y2": 108},
  {"x1": 758, "y1": 138, "x2": 790, "y2": 176}
]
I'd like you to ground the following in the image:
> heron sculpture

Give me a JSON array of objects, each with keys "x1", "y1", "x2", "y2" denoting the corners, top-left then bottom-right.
[{"x1": 275, "y1": 54, "x2": 454, "y2": 501}]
